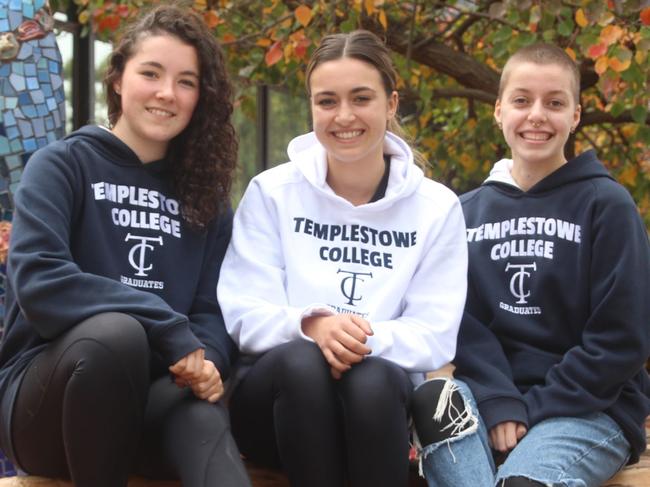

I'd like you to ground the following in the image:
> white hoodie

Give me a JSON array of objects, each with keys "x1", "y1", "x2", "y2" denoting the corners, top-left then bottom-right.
[{"x1": 218, "y1": 131, "x2": 468, "y2": 381}]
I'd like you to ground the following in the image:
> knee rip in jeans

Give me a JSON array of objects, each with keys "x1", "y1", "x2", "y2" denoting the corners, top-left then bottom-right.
[{"x1": 412, "y1": 379, "x2": 479, "y2": 476}]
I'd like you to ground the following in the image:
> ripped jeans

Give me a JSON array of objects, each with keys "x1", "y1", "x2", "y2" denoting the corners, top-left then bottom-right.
[{"x1": 412, "y1": 379, "x2": 630, "y2": 487}]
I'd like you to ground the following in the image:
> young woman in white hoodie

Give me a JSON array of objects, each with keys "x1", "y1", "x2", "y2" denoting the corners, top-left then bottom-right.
[{"x1": 218, "y1": 30, "x2": 468, "y2": 487}]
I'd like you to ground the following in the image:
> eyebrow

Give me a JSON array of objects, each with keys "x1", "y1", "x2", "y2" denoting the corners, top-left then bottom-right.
[
  {"x1": 313, "y1": 86, "x2": 376, "y2": 97},
  {"x1": 510, "y1": 88, "x2": 569, "y2": 97},
  {"x1": 139, "y1": 61, "x2": 199, "y2": 78}
]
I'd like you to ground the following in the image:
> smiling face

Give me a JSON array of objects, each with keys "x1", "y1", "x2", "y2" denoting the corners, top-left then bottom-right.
[
  {"x1": 111, "y1": 34, "x2": 200, "y2": 162},
  {"x1": 309, "y1": 57, "x2": 398, "y2": 171},
  {"x1": 494, "y1": 61, "x2": 581, "y2": 171}
]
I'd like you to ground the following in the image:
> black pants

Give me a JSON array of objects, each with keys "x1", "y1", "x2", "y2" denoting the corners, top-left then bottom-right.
[
  {"x1": 230, "y1": 340, "x2": 413, "y2": 487},
  {"x1": 11, "y1": 312, "x2": 250, "y2": 487}
]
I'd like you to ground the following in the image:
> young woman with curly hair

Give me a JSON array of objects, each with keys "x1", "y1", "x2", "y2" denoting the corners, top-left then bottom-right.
[{"x1": 0, "y1": 5, "x2": 250, "y2": 487}]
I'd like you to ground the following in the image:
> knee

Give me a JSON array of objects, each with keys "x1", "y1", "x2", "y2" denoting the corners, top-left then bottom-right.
[
  {"x1": 70, "y1": 313, "x2": 149, "y2": 381},
  {"x1": 339, "y1": 357, "x2": 410, "y2": 407},
  {"x1": 269, "y1": 340, "x2": 331, "y2": 392},
  {"x1": 412, "y1": 378, "x2": 478, "y2": 446}
]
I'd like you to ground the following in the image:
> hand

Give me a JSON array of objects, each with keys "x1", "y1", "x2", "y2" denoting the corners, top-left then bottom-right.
[
  {"x1": 169, "y1": 348, "x2": 205, "y2": 384},
  {"x1": 302, "y1": 314, "x2": 373, "y2": 378},
  {"x1": 186, "y1": 359, "x2": 224, "y2": 403},
  {"x1": 489, "y1": 421, "x2": 527, "y2": 452}
]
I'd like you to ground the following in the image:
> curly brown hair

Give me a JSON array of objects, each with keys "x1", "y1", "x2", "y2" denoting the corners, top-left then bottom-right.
[{"x1": 104, "y1": 4, "x2": 237, "y2": 230}]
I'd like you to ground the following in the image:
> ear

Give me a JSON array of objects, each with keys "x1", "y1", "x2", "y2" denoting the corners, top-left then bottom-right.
[
  {"x1": 387, "y1": 90, "x2": 399, "y2": 119},
  {"x1": 494, "y1": 98, "x2": 502, "y2": 127},
  {"x1": 113, "y1": 80, "x2": 122, "y2": 96},
  {"x1": 572, "y1": 103, "x2": 581, "y2": 131}
]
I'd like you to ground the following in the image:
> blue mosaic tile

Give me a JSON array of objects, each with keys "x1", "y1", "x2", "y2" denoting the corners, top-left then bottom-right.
[
  {"x1": 10, "y1": 62, "x2": 23, "y2": 76},
  {"x1": 17, "y1": 92, "x2": 30, "y2": 105},
  {"x1": 21, "y1": 104, "x2": 36, "y2": 118},
  {"x1": 0, "y1": 19, "x2": 8, "y2": 31},
  {"x1": 0, "y1": 138, "x2": 9, "y2": 156},
  {"x1": 9, "y1": 139, "x2": 21, "y2": 152},
  {"x1": 33, "y1": 119, "x2": 44, "y2": 137},
  {"x1": 6, "y1": 155, "x2": 21, "y2": 170},
  {"x1": 30, "y1": 89, "x2": 44, "y2": 104},
  {"x1": 36, "y1": 136, "x2": 46, "y2": 148},
  {"x1": 37, "y1": 69, "x2": 48, "y2": 82},
  {"x1": 26, "y1": 77, "x2": 38, "y2": 89},
  {"x1": 0, "y1": 64, "x2": 9, "y2": 77},
  {"x1": 22, "y1": 138, "x2": 36, "y2": 152},
  {"x1": 41, "y1": 84, "x2": 51, "y2": 97},
  {"x1": 0, "y1": 8, "x2": 7, "y2": 19},
  {"x1": 8, "y1": 10, "x2": 21, "y2": 30},
  {"x1": 4, "y1": 97, "x2": 17, "y2": 109},
  {"x1": 9, "y1": 0, "x2": 21, "y2": 9},
  {"x1": 44, "y1": 115, "x2": 52, "y2": 130},
  {"x1": 23, "y1": 63, "x2": 35, "y2": 76},
  {"x1": 47, "y1": 59, "x2": 58, "y2": 73},
  {"x1": 3, "y1": 112, "x2": 15, "y2": 126},
  {"x1": 17, "y1": 41, "x2": 33, "y2": 59},
  {"x1": 36, "y1": 104, "x2": 47, "y2": 116},
  {"x1": 18, "y1": 119, "x2": 33, "y2": 137},
  {"x1": 42, "y1": 47, "x2": 57, "y2": 60},
  {"x1": 45, "y1": 97, "x2": 55, "y2": 111},
  {"x1": 6, "y1": 127, "x2": 19, "y2": 139},
  {"x1": 22, "y1": 3, "x2": 34, "y2": 18},
  {"x1": 35, "y1": 0, "x2": 45, "y2": 10}
]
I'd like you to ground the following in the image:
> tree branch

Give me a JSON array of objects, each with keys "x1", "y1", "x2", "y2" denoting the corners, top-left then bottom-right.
[{"x1": 581, "y1": 110, "x2": 650, "y2": 126}]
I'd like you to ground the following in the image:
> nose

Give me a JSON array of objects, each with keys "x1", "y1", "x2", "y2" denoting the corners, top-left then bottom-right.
[
  {"x1": 528, "y1": 99, "x2": 546, "y2": 124},
  {"x1": 155, "y1": 78, "x2": 175, "y2": 101},
  {"x1": 335, "y1": 101, "x2": 355, "y2": 125}
]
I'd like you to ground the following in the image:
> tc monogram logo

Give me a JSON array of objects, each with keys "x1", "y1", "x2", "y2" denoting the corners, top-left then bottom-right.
[
  {"x1": 505, "y1": 262, "x2": 537, "y2": 304},
  {"x1": 337, "y1": 269, "x2": 373, "y2": 306},
  {"x1": 125, "y1": 233, "x2": 163, "y2": 277}
]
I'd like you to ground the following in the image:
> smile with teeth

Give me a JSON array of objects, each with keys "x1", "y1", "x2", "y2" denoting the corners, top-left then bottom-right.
[
  {"x1": 520, "y1": 131, "x2": 551, "y2": 141},
  {"x1": 333, "y1": 129, "x2": 364, "y2": 139},
  {"x1": 147, "y1": 107, "x2": 174, "y2": 117}
]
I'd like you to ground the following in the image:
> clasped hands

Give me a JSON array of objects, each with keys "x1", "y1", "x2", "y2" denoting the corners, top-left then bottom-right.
[
  {"x1": 169, "y1": 348, "x2": 223, "y2": 403},
  {"x1": 302, "y1": 313, "x2": 373, "y2": 379}
]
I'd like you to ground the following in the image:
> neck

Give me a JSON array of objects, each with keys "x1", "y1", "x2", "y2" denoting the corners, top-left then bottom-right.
[
  {"x1": 511, "y1": 156, "x2": 566, "y2": 191},
  {"x1": 326, "y1": 155, "x2": 386, "y2": 206},
  {"x1": 111, "y1": 122, "x2": 167, "y2": 164}
]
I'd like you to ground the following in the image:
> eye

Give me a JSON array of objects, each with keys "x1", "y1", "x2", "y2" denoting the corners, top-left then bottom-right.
[
  {"x1": 353, "y1": 95, "x2": 371, "y2": 103},
  {"x1": 548, "y1": 99, "x2": 565, "y2": 108},
  {"x1": 179, "y1": 78, "x2": 197, "y2": 88},
  {"x1": 140, "y1": 70, "x2": 158, "y2": 79},
  {"x1": 316, "y1": 98, "x2": 336, "y2": 107},
  {"x1": 512, "y1": 97, "x2": 528, "y2": 105}
]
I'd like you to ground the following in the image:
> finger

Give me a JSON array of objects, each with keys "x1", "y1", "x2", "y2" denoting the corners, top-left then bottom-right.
[
  {"x1": 504, "y1": 422, "x2": 518, "y2": 450},
  {"x1": 169, "y1": 356, "x2": 188, "y2": 375},
  {"x1": 332, "y1": 330, "x2": 371, "y2": 357},
  {"x1": 330, "y1": 367, "x2": 342, "y2": 380},
  {"x1": 349, "y1": 315, "x2": 373, "y2": 336},
  {"x1": 516, "y1": 423, "x2": 527, "y2": 440},
  {"x1": 328, "y1": 340, "x2": 367, "y2": 365},
  {"x1": 492, "y1": 426, "x2": 507, "y2": 452},
  {"x1": 322, "y1": 347, "x2": 351, "y2": 374}
]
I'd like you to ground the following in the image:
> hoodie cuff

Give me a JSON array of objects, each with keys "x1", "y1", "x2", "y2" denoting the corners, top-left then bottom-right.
[
  {"x1": 298, "y1": 304, "x2": 336, "y2": 342},
  {"x1": 478, "y1": 396, "x2": 529, "y2": 431}
]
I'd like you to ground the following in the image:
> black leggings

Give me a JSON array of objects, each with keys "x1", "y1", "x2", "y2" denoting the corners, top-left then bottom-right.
[
  {"x1": 230, "y1": 340, "x2": 413, "y2": 487},
  {"x1": 11, "y1": 312, "x2": 250, "y2": 487}
]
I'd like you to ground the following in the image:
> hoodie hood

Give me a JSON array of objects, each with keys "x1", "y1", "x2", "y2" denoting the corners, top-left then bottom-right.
[
  {"x1": 64, "y1": 126, "x2": 169, "y2": 174},
  {"x1": 484, "y1": 150, "x2": 613, "y2": 194},
  {"x1": 286, "y1": 131, "x2": 423, "y2": 208}
]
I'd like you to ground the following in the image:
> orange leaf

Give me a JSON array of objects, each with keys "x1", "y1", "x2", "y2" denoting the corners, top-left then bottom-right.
[
  {"x1": 600, "y1": 25, "x2": 623, "y2": 46},
  {"x1": 265, "y1": 41, "x2": 283, "y2": 66},
  {"x1": 295, "y1": 5, "x2": 313, "y2": 27},
  {"x1": 608, "y1": 56, "x2": 631, "y2": 72},
  {"x1": 256, "y1": 38, "x2": 272, "y2": 47},
  {"x1": 222, "y1": 33, "x2": 236, "y2": 43},
  {"x1": 204, "y1": 10, "x2": 221, "y2": 28},
  {"x1": 529, "y1": 22, "x2": 538, "y2": 33},
  {"x1": 575, "y1": 8, "x2": 588, "y2": 27},
  {"x1": 595, "y1": 56, "x2": 609, "y2": 75},
  {"x1": 641, "y1": 7, "x2": 650, "y2": 26},
  {"x1": 587, "y1": 43, "x2": 607, "y2": 59},
  {"x1": 364, "y1": 0, "x2": 375, "y2": 15},
  {"x1": 379, "y1": 9, "x2": 388, "y2": 30},
  {"x1": 564, "y1": 47, "x2": 576, "y2": 61}
]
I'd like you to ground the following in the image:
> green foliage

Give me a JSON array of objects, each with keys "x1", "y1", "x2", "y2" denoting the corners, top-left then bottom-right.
[{"x1": 56, "y1": 0, "x2": 650, "y2": 224}]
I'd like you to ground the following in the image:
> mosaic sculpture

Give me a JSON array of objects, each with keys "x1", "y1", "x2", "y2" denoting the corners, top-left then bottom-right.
[{"x1": 0, "y1": 0, "x2": 66, "y2": 476}]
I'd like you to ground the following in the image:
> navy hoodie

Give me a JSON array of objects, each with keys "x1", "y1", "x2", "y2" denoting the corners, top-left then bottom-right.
[
  {"x1": 0, "y1": 126, "x2": 236, "y2": 461},
  {"x1": 455, "y1": 150, "x2": 650, "y2": 463}
]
